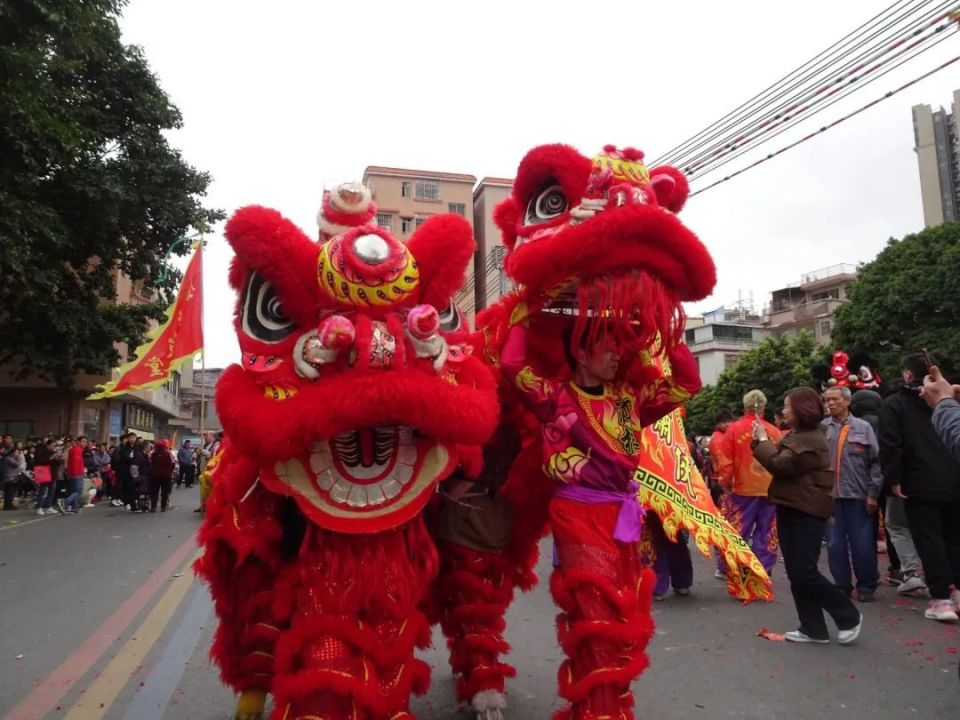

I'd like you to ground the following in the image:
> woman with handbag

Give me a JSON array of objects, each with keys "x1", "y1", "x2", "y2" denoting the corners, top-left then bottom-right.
[{"x1": 32, "y1": 437, "x2": 55, "y2": 515}]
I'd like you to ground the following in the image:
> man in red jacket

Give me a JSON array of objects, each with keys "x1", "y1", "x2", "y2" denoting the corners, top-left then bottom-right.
[
  {"x1": 60, "y1": 436, "x2": 88, "y2": 514},
  {"x1": 149, "y1": 440, "x2": 176, "y2": 512}
]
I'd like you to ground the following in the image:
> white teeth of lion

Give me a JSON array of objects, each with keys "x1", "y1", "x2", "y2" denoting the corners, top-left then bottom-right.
[
  {"x1": 381, "y1": 477, "x2": 403, "y2": 499},
  {"x1": 309, "y1": 447, "x2": 332, "y2": 475},
  {"x1": 394, "y1": 462, "x2": 413, "y2": 486},
  {"x1": 315, "y1": 469, "x2": 335, "y2": 491},
  {"x1": 346, "y1": 484, "x2": 368, "y2": 508},
  {"x1": 329, "y1": 481, "x2": 350, "y2": 504},
  {"x1": 366, "y1": 482, "x2": 387, "y2": 506}
]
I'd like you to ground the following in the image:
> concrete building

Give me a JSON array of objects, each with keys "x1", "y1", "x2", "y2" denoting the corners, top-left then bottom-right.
[
  {"x1": 472, "y1": 176, "x2": 514, "y2": 313},
  {"x1": 362, "y1": 166, "x2": 478, "y2": 318},
  {"x1": 764, "y1": 263, "x2": 857, "y2": 347},
  {"x1": 0, "y1": 271, "x2": 194, "y2": 443},
  {"x1": 685, "y1": 305, "x2": 769, "y2": 385},
  {"x1": 912, "y1": 89, "x2": 960, "y2": 226},
  {"x1": 182, "y1": 367, "x2": 224, "y2": 436}
]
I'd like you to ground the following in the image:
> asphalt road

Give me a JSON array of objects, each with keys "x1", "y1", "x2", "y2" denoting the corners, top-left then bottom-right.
[{"x1": 0, "y1": 488, "x2": 957, "y2": 720}]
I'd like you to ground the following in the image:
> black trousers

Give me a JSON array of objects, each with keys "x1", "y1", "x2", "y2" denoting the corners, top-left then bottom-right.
[
  {"x1": 904, "y1": 497, "x2": 960, "y2": 599},
  {"x1": 180, "y1": 464, "x2": 196, "y2": 488},
  {"x1": 149, "y1": 476, "x2": 173, "y2": 511},
  {"x1": 777, "y1": 505, "x2": 860, "y2": 639},
  {"x1": 2, "y1": 481, "x2": 16, "y2": 510}
]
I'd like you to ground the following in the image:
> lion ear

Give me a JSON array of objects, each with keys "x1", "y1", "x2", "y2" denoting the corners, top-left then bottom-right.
[
  {"x1": 494, "y1": 197, "x2": 521, "y2": 250},
  {"x1": 649, "y1": 166, "x2": 689, "y2": 213}
]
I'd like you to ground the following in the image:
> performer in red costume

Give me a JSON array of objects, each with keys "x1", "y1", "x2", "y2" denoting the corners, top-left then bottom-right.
[
  {"x1": 195, "y1": 185, "x2": 499, "y2": 720},
  {"x1": 500, "y1": 312, "x2": 699, "y2": 720},
  {"x1": 455, "y1": 144, "x2": 773, "y2": 720}
]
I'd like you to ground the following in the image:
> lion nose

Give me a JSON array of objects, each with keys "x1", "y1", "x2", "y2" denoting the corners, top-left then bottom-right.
[{"x1": 351, "y1": 233, "x2": 392, "y2": 266}]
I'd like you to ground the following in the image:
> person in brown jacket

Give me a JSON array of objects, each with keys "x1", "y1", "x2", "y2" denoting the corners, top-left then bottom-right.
[{"x1": 752, "y1": 387, "x2": 862, "y2": 645}]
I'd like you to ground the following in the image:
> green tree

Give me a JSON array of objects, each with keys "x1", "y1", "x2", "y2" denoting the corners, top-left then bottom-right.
[
  {"x1": 831, "y1": 222, "x2": 960, "y2": 379},
  {"x1": 685, "y1": 332, "x2": 821, "y2": 435},
  {"x1": 0, "y1": 0, "x2": 223, "y2": 387}
]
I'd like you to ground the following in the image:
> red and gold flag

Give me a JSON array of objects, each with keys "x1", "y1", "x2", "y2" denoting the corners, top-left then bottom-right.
[{"x1": 88, "y1": 244, "x2": 204, "y2": 399}]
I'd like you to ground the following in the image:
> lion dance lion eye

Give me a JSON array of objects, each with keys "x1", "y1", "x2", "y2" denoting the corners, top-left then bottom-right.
[
  {"x1": 525, "y1": 183, "x2": 568, "y2": 225},
  {"x1": 241, "y1": 272, "x2": 296, "y2": 343}
]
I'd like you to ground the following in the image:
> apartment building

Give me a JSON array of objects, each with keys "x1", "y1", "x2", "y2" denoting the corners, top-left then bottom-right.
[
  {"x1": 764, "y1": 263, "x2": 857, "y2": 346},
  {"x1": 362, "y1": 166, "x2": 478, "y2": 318},
  {"x1": 685, "y1": 305, "x2": 769, "y2": 385},
  {"x1": 472, "y1": 176, "x2": 514, "y2": 313},
  {"x1": 912, "y1": 89, "x2": 960, "y2": 226}
]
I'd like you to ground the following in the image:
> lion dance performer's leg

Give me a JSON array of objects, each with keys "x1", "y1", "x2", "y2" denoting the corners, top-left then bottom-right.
[
  {"x1": 195, "y1": 448, "x2": 290, "y2": 720},
  {"x1": 270, "y1": 517, "x2": 437, "y2": 720},
  {"x1": 549, "y1": 498, "x2": 655, "y2": 720},
  {"x1": 431, "y1": 538, "x2": 519, "y2": 719}
]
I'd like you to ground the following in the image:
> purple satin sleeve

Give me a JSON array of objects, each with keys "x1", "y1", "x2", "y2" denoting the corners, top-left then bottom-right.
[{"x1": 553, "y1": 481, "x2": 645, "y2": 543}]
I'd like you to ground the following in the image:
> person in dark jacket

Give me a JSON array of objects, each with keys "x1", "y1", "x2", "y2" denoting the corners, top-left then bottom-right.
[
  {"x1": 880, "y1": 353, "x2": 960, "y2": 622},
  {"x1": 112, "y1": 434, "x2": 137, "y2": 510},
  {"x1": 148, "y1": 440, "x2": 176, "y2": 512},
  {"x1": 752, "y1": 387, "x2": 862, "y2": 644},
  {"x1": 851, "y1": 389, "x2": 923, "y2": 594},
  {"x1": 176, "y1": 440, "x2": 196, "y2": 489}
]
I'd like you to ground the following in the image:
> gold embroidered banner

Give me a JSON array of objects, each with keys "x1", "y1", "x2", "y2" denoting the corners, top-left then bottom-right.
[{"x1": 635, "y1": 409, "x2": 773, "y2": 602}]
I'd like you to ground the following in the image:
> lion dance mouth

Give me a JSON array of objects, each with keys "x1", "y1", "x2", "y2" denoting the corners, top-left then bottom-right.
[{"x1": 268, "y1": 426, "x2": 454, "y2": 533}]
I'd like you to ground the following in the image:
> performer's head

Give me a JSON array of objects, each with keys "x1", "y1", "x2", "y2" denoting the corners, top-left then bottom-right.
[
  {"x1": 563, "y1": 320, "x2": 621, "y2": 384},
  {"x1": 742, "y1": 389, "x2": 767, "y2": 416}
]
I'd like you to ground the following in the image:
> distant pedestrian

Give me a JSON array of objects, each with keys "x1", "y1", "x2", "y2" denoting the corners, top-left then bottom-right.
[
  {"x1": 753, "y1": 387, "x2": 862, "y2": 644},
  {"x1": 177, "y1": 440, "x2": 196, "y2": 489},
  {"x1": 61, "y1": 436, "x2": 88, "y2": 514},
  {"x1": 148, "y1": 440, "x2": 176, "y2": 512},
  {"x1": 3, "y1": 446, "x2": 25, "y2": 511},
  {"x1": 32, "y1": 437, "x2": 56, "y2": 515}
]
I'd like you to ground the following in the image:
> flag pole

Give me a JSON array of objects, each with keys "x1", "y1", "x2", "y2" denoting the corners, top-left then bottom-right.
[{"x1": 198, "y1": 238, "x2": 206, "y2": 438}]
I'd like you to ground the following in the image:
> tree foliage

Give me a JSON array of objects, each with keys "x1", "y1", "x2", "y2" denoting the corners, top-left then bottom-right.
[
  {"x1": 685, "y1": 332, "x2": 821, "y2": 436},
  {"x1": 831, "y1": 222, "x2": 960, "y2": 379},
  {"x1": 0, "y1": 0, "x2": 223, "y2": 387}
]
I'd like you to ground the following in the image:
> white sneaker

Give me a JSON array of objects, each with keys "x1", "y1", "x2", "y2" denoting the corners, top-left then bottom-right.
[
  {"x1": 837, "y1": 614, "x2": 862, "y2": 645},
  {"x1": 897, "y1": 575, "x2": 927, "y2": 595},
  {"x1": 713, "y1": 569, "x2": 727, "y2": 580},
  {"x1": 785, "y1": 630, "x2": 829, "y2": 644},
  {"x1": 925, "y1": 599, "x2": 959, "y2": 622},
  {"x1": 36, "y1": 508, "x2": 46, "y2": 516}
]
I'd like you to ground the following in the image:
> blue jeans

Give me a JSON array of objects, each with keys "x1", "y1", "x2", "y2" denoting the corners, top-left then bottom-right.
[
  {"x1": 36, "y1": 482, "x2": 55, "y2": 509},
  {"x1": 64, "y1": 476, "x2": 84, "y2": 511},
  {"x1": 827, "y1": 498, "x2": 879, "y2": 594}
]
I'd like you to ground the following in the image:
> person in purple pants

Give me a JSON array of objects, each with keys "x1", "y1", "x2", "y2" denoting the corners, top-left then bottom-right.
[{"x1": 647, "y1": 511, "x2": 694, "y2": 599}]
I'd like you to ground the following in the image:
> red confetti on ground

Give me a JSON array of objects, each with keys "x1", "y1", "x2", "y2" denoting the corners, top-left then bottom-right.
[
  {"x1": 757, "y1": 628, "x2": 786, "y2": 642},
  {"x1": 946, "y1": 647, "x2": 958, "y2": 655}
]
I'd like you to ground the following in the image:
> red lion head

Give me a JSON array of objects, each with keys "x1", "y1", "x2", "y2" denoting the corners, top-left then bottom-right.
[
  {"x1": 491, "y1": 144, "x2": 716, "y2": 352},
  {"x1": 216, "y1": 187, "x2": 498, "y2": 534}
]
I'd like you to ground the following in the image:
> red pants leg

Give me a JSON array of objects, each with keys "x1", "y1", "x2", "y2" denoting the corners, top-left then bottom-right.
[
  {"x1": 549, "y1": 498, "x2": 655, "y2": 720},
  {"x1": 270, "y1": 519, "x2": 437, "y2": 720},
  {"x1": 432, "y1": 541, "x2": 517, "y2": 713}
]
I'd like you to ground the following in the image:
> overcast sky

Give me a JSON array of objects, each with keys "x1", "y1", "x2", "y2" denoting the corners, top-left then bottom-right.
[{"x1": 118, "y1": 0, "x2": 959, "y2": 368}]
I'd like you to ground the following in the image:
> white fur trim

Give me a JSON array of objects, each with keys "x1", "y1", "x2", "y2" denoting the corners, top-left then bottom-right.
[
  {"x1": 471, "y1": 689, "x2": 507, "y2": 712},
  {"x1": 316, "y1": 214, "x2": 356, "y2": 237}
]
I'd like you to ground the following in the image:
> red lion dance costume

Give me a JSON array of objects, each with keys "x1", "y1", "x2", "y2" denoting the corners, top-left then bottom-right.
[
  {"x1": 429, "y1": 144, "x2": 774, "y2": 720},
  {"x1": 196, "y1": 186, "x2": 499, "y2": 720}
]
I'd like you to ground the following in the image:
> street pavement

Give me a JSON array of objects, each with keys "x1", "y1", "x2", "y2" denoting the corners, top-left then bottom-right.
[{"x1": 0, "y1": 489, "x2": 958, "y2": 720}]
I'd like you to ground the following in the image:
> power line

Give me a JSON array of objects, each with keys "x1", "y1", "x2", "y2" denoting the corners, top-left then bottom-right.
[
  {"x1": 650, "y1": 0, "x2": 922, "y2": 167},
  {"x1": 688, "y1": 54, "x2": 960, "y2": 197},
  {"x1": 689, "y1": 23, "x2": 958, "y2": 182},
  {"x1": 678, "y1": 5, "x2": 958, "y2": 176}
]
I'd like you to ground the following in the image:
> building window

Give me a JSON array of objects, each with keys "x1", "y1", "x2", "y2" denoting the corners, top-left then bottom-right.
[
  {"x1": 401, "y1": 217, "x2": 413, "y2": 234},
  {"x1": 713, "y1": 325, "x2": 755, "y2": 341},
  {"x1": 401, "y1": 182, "x2": 412, "y2": 198},
  {"x1": 684, "y1": 328, "x2": 696, "y2": 344},
  {"x1": 415, "y1": 216, "x2": 428, "y2": 229},
  {"x1": 811, "y1": 288, "x2": 839, "y2": 301},
  {"x1": 376, "y1": 212, "x2": 392, "y2": 230},
  {"x1": 724, "y1": 353, "x2": 741, "y2": 369},
  {"x1": 448, "y1": 202, "x2": 466, "y2": 216},
  {"x1": 819, "y1": 320, "x2": 831, "y2": 336},
  {"x1": 415, "y1": 180, "x2": 440, "y2": 201}
]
